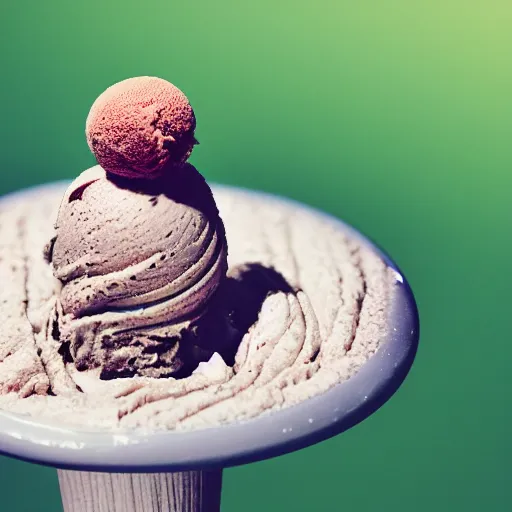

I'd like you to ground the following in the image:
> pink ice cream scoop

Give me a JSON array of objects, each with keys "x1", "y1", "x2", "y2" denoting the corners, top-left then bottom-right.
[{"x1": 85, "y1": 76, "x2": 197, "y2": 179}]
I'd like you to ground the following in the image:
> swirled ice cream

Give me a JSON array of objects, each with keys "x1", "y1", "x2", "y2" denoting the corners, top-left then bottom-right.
[
  {"x1": 0, "y1": 184, "x2": 398, "y2": 430},
  {"x1": 0, "y1": 76, "x2": 400, "y2": 431},
  {"x1": 46, "y1": 163, "x2": 228, "y2": 379}
]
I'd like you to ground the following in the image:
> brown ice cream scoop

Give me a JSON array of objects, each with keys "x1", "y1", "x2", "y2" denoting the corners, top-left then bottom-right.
[
  {"x1": 46, "y1": 164, "x2": 228, "y2": 378},
  {"x1": 85, "y1": 76, "x2": 197, "y2": 179}
]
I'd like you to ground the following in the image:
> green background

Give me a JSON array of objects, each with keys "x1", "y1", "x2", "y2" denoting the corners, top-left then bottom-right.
[{"x1": 1, "y1": 1, "x2": 510, "y2": 510}]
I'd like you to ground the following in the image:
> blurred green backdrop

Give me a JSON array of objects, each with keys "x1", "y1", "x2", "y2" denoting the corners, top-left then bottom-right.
[{"x1": 1, "y1": 1, "x2": 511, "y2": 511}]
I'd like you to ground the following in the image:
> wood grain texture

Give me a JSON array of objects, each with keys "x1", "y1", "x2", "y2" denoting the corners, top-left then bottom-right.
[{"x1": 57, "y1": 469, "x2": 222, "y2": 512}]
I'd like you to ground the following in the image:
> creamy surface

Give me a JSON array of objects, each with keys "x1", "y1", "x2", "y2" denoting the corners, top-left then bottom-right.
[
  {"x1": 49, "y1": 165, "x2": 228, "y2": 379},
  {"x1": 0, "y1": 184, "x2": 398, "y2": 432}
]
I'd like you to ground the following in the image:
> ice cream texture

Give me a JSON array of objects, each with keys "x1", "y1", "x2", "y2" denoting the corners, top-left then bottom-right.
[
  {"x1": 0, "y1": 76, "x2": 400, "y2": 431},
  {"x1": 46, "y1": 164, "x2": 228, "y2": 379},
  {"x1": 86, "y1": 77, "x2": 196, "y2": 179},
  {"x1": 0, "y1": 184, "x2": 398, "y2": 430}
]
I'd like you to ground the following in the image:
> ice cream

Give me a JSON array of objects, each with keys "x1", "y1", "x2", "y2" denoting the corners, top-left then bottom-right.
[
  {"x1": 34, "y1": 76, "x2": 235, "y2": 381},
  {"x1": 0, "y1": 76, "x2": 400, "y2": 431},
  {"x1": 0, "y1": 183, "x2": 398, "y2": 430},
  {"x1": 86, "y1": 77, "x2": 196, "y2": 179},
  {"x1": 45, "y1": 163, "x2": 228, "y2": 379}
]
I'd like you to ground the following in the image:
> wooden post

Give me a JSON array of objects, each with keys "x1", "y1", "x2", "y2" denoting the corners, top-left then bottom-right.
[{"x1": 57, "y1": 469, "x2": 223, "y2": 512}]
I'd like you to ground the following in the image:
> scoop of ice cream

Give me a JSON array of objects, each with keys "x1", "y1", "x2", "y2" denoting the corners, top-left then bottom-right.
[
  {"x1": 85, "y1": 77, "x2": 196, "y2": 179},
  {"x1": 47, "y1": 163, "x2": 228, "y2": 378}
]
